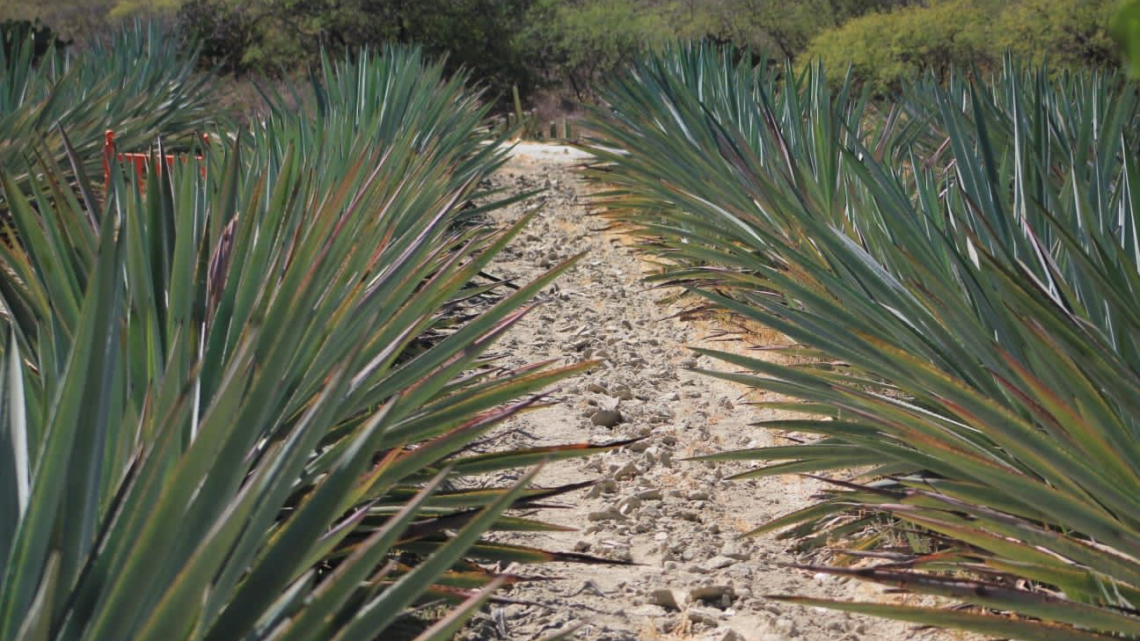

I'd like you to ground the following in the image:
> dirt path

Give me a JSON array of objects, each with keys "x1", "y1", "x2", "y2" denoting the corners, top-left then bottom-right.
[{"x1": 462, "y1": 143, "x2": 953, "y2": 641}]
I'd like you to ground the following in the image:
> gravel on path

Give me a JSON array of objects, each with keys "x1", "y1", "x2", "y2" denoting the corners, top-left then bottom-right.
[{"x1": 460, "y1": 143, "x2": 957, "y2": 641}]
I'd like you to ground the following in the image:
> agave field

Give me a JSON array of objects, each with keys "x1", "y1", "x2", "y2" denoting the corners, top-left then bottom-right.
[
  {"x1": 0, "y1": 24, "x2": 632, "y2": 641},
  {"x1": 588, "y1": 44, "x2": 1140, "y2": 640},
  {"x1": 3, "y1": 16, "x2": 1140, "y2": 641},
  {"x1": 0, "y1": 21, "x2": 216, "y2": 199}
]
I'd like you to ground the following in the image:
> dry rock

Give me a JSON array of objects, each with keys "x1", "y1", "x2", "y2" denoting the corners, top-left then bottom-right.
[
  {"x1": 587, "y1": 507, "x2": 625, "y2": 522},
  {"x1": 703, "y1": 556, "x2": 736, "y2": 571},
  {"x1": 610, "y1": 384, "x2": 635, "y2": 400},
  {"x1": 591, "y1": 408, "x2": 623, "y2": 427},
  {"x1": 688, "y1": 606, "x2": 723, "y2": 626},
  {"x1": 649, "y1": 588, "x2": 681, "y2": 610},
  {"x1": 690, "y1": 585, "x2": 734, "y2": 603}
]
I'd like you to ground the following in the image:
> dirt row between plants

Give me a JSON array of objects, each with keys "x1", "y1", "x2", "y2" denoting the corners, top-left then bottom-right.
[{"x1": 461, "y1": 143, "x2": 955, "y2": 641}]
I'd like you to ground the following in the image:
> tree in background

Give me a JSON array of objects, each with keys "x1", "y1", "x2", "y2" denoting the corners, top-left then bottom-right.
[
  {"x1": 1114, "y1": 0, "x2": 1140, "y2": 77},
  {"x1": 521, "y1": 0, "x2": 673, "y2": 100},
  {"x1": 711, "y1": 0, "x2": 914, "y2": 58},
  {"x1": 807, "y1": 0, "x2": 1119, "y2": 93},
  {"x1": 0, "y1": 0, "x2": 117, "y2": 44},
  {"x1": 997, "y1": 0, "x2": 1118, "y2": 68},
  {"x1": 170, "y1": 0, "x2": 539, "y2": 100},
  {"x1": 2, "y1": 0, "x2": 1129, "y2": 105},
  {"x1": 806, "y1": 0, "x2": 996, "y2": 92},
  {"x1": 0, "y1": 18, "x2": 71, "y2": 61},
  {"x1": 174, "y1": 0, "x2": 277, "y2": 75}
]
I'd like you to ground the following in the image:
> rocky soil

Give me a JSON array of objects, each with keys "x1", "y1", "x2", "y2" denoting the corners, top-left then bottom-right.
[{"x1": 461, "y1": 143, "x2": 957, "y2": 641}]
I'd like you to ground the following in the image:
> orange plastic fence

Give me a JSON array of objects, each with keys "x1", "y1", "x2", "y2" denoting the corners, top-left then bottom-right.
[{"x1": 102, "y1": 130, "x2": 208, "y2": 192}]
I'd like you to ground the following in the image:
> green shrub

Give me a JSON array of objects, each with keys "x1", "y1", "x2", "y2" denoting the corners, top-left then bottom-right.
[
  {"x1": 807, "y1": 0, "x2": 1119, "y2": 93},
  {"x1": 0, "y1": 0, "x2": 117, "y2": 42},
  {"x1": 806, "y1": 0, "x2": 1000, "y2": 92},
  {"x1": 169, "y1": 0, "x2": 543, "y2": 99},
  {"x1": 522, "y1": 0, "x2": 673, "y2": 99},
  {"x1": 1114, "y1": 0, "x2": 1140, "y2": 77},
  {"x1": 996, "y1": 0, "x2": 1117, "y2": 68},
  {"x1": 708, "y1": 0, "x2": 906, "y2": 58}
]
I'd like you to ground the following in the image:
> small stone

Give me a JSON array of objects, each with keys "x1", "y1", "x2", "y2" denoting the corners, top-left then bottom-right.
[
  {"x1": 688, "y1": 606, "x2": 722, "y2": 626},
  {"x1": 629, "y1": 439, "x2": 651, "y2": 452},
  {"x1": 585, "y1": 479, "x2": 617, "y2": 498},
  {"x1": 602, "y1": 541, "x2": 633, "y2": 562},
  {"x1": 610, "y1": 384, "x2": 635, "y2": 400},
  {"x1": 721, "y1": 541, "x2": 751, "y2": 560},
  {"x1": 657, "y1": 615, "x2": 679, "y2": 633},
  {"x1": 650, "y1": 588, "x2": 681, "y2": 610},
  {"x1": 591, "y1": 408, "x2": 623, "y2": 427},
  {"x1": 775, "y1": 617, "x2": 798, "y2": 637},
  {"x1": 628, "y1": 604, "x2": 667, "y2": 619},
  {"x1": 690, "y1": 585, "x2": 734, "y2": 603},
  {"x1": 703, "y1": 556, "x2": 735, "y2": 571},
  {"x1": 614, "y1": 461, "x2": 639, "y2": 480},
  {"x1": 587, "y1": 382, "x2": 608, "y2": 394},
  {"x1": 677, "y1": 510, "x2": 701, "y2": 522},
  {"x1": 588, "y1": 507, "x2": 625, "y2": 522},
  {"x1": 716, "y1": 631, "x2": 745, "y2": 641},
  {"x1": 574, "y1": 579, "x2": 609, "y2": 597}
]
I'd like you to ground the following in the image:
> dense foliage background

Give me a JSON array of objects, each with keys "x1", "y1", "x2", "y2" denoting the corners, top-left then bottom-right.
[{"x1": 0, "y1": 0, "x2": 1125, "y2": 106}]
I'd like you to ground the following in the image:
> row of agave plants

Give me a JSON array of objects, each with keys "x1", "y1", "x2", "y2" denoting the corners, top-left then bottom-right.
[
  {"x1": 588, "y1": 44, "x2": 1140, "y2": 640},
  {"x1": 0, "y1": 21, "x2": 217, "y2": 198},
  {"x1": 0, "y1": 25, "x2": 621, "y2": 641}
]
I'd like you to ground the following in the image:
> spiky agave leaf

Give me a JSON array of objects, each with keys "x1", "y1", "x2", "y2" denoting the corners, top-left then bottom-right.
[
  {"x1": 0, "y1": 46, "x2": 607, "y2": 641},
  {"x1": 0, "y1": 21, "x2": 217, "y2": 205},
  {"x1": 590, "y1": 43, "x2": 1140, "y2": 639}
]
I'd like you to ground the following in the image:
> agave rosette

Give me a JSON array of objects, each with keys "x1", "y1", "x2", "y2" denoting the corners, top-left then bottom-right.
[
  {"x1": 0, "y1": 22, "x2": 216, "y2": 203},
  {"x1": 0, "y1": 46, "x2": 614, "y2": 641},
  {"x1": 590, "y1": 43, "x2": 1140, "y2": 640}
]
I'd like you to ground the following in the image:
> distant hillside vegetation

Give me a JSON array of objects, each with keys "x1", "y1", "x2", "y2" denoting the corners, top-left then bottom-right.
[{"x1": 0, "y1": 0, "x2": 1123, "y2": 102}]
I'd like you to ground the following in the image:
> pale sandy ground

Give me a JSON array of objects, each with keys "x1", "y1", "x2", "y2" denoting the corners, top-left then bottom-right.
[{"x1": 460, "y1": 143, "x2": 970, "y2": 641}]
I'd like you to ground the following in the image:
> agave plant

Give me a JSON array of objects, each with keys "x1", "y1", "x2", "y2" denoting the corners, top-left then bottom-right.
[
  {"x1": 0, "y1": 45, "x2": 614, "y2": 641},
  {"x1": 0, "y1": 21, "x2": 215, "y2": 204},
  {"x1": 590, "y1": 43, "x2": 1140, "y2": 640}
]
